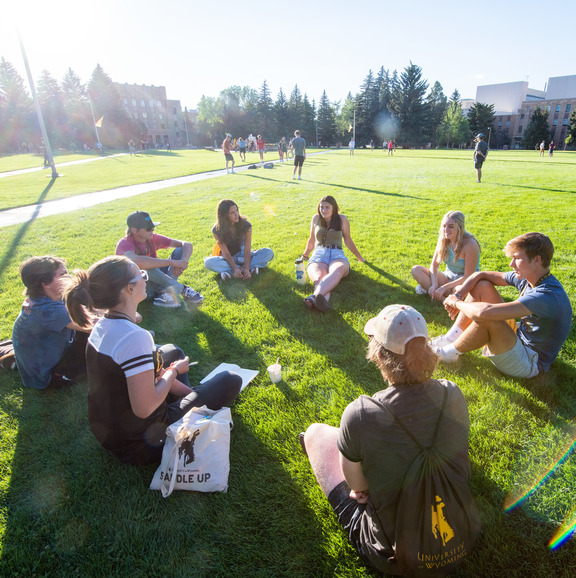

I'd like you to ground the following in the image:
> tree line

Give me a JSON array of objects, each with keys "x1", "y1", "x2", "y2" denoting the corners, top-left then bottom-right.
[{"x1": 2, "y1": 56, "x2": 574, "y2": 154}]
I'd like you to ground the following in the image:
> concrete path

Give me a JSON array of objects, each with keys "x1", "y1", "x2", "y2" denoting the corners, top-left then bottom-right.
[{"x1": 0, "y1": 155, "x2": 308, "y2": 228}]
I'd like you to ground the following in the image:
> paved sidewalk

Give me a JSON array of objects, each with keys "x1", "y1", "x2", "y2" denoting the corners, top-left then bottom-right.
[{"x1": 0, "y1": 153, "x2": 323, "y2": 229}]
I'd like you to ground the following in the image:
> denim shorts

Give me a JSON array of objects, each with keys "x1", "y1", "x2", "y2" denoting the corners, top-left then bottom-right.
[
  {"x1": 483, "y1": 335, "x2": 539, "y2": 378},
  {"x1": 444, "y1": 269, "x2": 463, "y2": 282},
  {"x1": 308, "y1": 246, "x2": 349, "y2": 267}
]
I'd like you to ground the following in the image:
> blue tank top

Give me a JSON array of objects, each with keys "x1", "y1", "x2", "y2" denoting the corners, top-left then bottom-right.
[{"x1": 444, "y1": 245, "x2": 479, "y2": 275}]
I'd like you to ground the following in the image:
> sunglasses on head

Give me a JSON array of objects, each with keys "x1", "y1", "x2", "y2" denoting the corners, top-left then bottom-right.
[{"x1": 128, "y1": 270, "x2": 148, "y2": 284}]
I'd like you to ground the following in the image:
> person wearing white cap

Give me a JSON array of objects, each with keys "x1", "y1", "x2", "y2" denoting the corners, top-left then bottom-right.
[{"x1": 300, "y1": 304, "x2": 472, "y2": 574}]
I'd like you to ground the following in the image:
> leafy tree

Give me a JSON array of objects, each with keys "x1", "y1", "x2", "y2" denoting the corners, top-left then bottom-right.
[
  {"x1": 565, "y1": 109, "x2": 576, "y2": 150},
  {"x1": 37, "y1": 70, "x2": 67, "y2": 147},
  {"x1": 336, "y1": 92, "x2": 355, "y2": 142},
  {"x1": 426, "y1": 81, "x2": 448, "y2": 145},
  {"x1": 197, "y1": 95, "x2": 224, "y2": 143},
  {"x1": 438, "y1": 93, "x2": 469, "y2": 148},
  {"x1": 389, "y1": 62, "x2": 430, "y2": 147},
  {"x1": 0, "y1": 58, "x2": 34, "y2": 152},
  {"x1": 316, "y1": 90, "x2": 337, "y2": 146},
  {"x1": 520, "y1": 106, "x2": 549, "y2": 150},
  {"x1": 467, "y1": 102, "x2": 495, "y2": 144}
]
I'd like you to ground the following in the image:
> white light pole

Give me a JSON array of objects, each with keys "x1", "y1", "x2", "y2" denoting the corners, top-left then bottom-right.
[{"x1": 18, "y1": 32, "x2": 58, "y2": 178}]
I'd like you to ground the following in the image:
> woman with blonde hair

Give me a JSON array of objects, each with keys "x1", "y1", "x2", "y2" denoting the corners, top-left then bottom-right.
[
  {"x1": 64, "y1": 255, "x2": 241, "y2": 465},
  {"x1": 411, "y1": 211, "x2": 480, "y2": 302}
]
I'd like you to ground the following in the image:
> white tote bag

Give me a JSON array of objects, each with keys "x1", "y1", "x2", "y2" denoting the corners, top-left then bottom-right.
[{"x1": 150, "y1": 405, "x2": 233, "y2": 497}]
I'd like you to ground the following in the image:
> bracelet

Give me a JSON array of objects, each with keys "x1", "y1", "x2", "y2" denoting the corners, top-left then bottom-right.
[
  {"x1": 302, "y1": 254, "x2": 309, "y2": 261},
  {"x1": 167, "y1": 364, "x2": 180, "y2": 376}
]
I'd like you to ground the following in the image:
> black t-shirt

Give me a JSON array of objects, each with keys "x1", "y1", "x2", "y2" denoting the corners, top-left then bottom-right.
[{"x1": 212, "y1": 219, "x2": 251, "y2": 256}]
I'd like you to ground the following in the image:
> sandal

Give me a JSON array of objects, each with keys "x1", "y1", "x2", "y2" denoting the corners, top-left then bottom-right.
[
  {"x1": 314, "y1": 293, "x2": 332, "y2": 312},
  {"x1": 303, "y1": 295, "x2": 316, "y2": 310}
]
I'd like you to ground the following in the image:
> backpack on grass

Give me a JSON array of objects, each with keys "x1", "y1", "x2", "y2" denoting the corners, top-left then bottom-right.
[
  {"x1": 0, "y1": 339, "x2": 16, "y2": 370},
  {"x1": 374, "y1": 388, "x2": 481, "y2": 576}
]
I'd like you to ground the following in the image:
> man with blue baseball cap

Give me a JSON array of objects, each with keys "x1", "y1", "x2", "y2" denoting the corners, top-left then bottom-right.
[{"x1": 116, "y1": 211, "x2": 203, "y2": 308}]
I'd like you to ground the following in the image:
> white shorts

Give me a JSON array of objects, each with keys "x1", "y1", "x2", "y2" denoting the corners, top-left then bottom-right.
[{"x1": 483, "y1": 336, "x2": 539, "y2": 378}]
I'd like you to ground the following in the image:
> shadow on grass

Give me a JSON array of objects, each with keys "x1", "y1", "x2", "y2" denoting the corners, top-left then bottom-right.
[
  {"x1": 0, "y1": 375, "x2": 334, "y2": 575},
  {"x1": 491, "y1": 182, "x2": 576, "y2": 195},
  {"x1": 306, "y1": 180, "x2": 428, "y2": 200},
  {"x1": 0, "y1": 176, "x2": 57, "y2": 283}
]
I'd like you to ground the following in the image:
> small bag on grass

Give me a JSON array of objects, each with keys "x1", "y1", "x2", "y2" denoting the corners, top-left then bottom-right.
[
  {"x1": 0, "y1": 339, "x2": 16, "y2": 370},
  {"x1": 150, "y1": 405, "x2": 233, "y2": 497}
]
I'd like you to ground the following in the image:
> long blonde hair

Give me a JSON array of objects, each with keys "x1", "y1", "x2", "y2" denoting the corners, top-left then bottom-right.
[{"x1": 435, "y1": 211, "x2": 478, "y2": 263}]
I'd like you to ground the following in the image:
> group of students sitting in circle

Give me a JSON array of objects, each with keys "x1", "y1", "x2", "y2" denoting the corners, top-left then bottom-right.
[{"x1": 9, "y1": 195, "x2": 573, "y2": 573}]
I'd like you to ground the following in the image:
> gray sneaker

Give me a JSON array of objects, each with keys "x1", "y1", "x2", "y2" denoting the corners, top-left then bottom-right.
[
  {"x1": 182, "y1": 286, "x2": 204, "y2": 304},
  {"x1": 153, "y1": 293, "x2": 181, "y2": 308},
  {"x1": 250, "y1": 267, "x2": 259, "y2": 276}
]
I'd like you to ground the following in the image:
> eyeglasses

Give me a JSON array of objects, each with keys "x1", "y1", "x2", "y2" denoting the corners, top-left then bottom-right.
[{"x1": 128, "y1": 270, "x2": 148, "y2": 284}]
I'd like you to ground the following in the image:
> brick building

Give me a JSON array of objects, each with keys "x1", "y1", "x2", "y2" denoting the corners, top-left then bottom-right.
[{"x1": 114, "y1": 83, "x2": 188, "y2": 147}]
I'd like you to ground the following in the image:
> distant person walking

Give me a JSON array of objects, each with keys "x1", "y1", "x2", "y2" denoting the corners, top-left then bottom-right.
[
  {"x1": 256, "y1": 135, "x2": 265, "y2": 164},
  {"x1": 349, "y1": 138, "x2": 355, "y2": 156},
  {"x1": 222, "y1": 134, "x2": 236, "y2": 174},
  {"x1": 549, "y1": 141, "x2": 555, "y2": 157},
  {"x1": 388, "y1": 140, "x2": 394, "y2": 155},
  {"x1": 539, "y1": 140, "x2": 545, "y2": 157},
  {"x1": 473, "y1": 133, "x2": 488, "y2": 183},
  {"x1": 292, "y1": 130, "x2": 306, "y2": 180}
]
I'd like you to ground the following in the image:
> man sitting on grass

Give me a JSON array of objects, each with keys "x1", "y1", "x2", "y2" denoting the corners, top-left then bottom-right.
[
  {"x1": 432, "y1": 232, "x2": 572, "y2": 378},
  {"x1": 116, "y1": 211, "x2": 203, "y2": 308},
  {"x1": 12, "y1": 256, "x2": 93, "y2": 388}
]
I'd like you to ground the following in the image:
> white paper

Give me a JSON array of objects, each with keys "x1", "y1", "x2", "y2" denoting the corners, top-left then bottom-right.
[{"x1": 200, "y1": 362, "x2": 259, "y2": 391}]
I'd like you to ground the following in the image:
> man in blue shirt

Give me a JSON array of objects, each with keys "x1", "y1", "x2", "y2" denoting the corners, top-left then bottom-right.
[
  {"x1": 12, "y1": 256, "x2": 92, "y2": 389},
  {"x1": 432, "y1": 233, "x2": 572, "y2": 378}
]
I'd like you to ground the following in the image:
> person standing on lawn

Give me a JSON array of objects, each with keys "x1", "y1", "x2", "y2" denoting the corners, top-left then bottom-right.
[
  {"x1": 473, "y1": 133, "x2": 488, "y2": 183},
  {"x1": 222, "y1": 133, "x2": 236, "y2": 174},
  {"x1": 291, "y1": 130, "x2": 307, "y2": 180},
  {"x1": 116, "y1": 211, "x2": 203, "y2": 308},
  {"x1": 431, "y1": 232, "x2": 572, "y2": 378}
]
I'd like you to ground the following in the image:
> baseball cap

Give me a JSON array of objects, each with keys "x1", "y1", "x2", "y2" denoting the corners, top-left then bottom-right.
[
  {"x1": 476, "y1": 133, "x2": 484, "y2": 138},
  {"x1": 364, "y1": 304, "x2": 428, "y2": 355},
  {"x1": 127, "y1": 211, "x2": 160, "y2": 230}
]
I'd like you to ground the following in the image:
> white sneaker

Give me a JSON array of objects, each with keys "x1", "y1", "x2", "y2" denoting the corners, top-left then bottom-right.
[
  {"x1": 432, "y1": 345, "x2": 459, "y2": 364},
  {"x1": 292, "y1": 175, "x2": 296, "y2": 180},
  {"x1": 429, "y1": 334, "x2": 452, "y2": 349},
  {"x1": 298, "y1": 176, "x2": 302, "y2": 180},
  {"x1": 250, "y1": 267, "x2": 259, "y2": 275},
  {"x1": 221, "y1": 272, "x2": 231, "y2": 281},
  {"x1": 415, "y1": 284, "x2": 428, "y2": 295},
  {"x1": 153, "y1": 293, "x2": 181, "y2": 308},
  {"x1": 181, "y1": 286, "x2": 204, "y2": 304},
  {"x1": 231, "y1": 169, "x2": 236, "y2": 174}
]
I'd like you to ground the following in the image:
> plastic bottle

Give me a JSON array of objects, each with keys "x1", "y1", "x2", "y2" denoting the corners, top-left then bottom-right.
[{"x1": 295, "y1": 258, "x2": 306, "y2": 285}]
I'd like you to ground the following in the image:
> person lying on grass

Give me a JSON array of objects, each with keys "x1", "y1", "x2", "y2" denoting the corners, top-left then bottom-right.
[
  {"x1": 64, "y1": 255, "x2": 241, "y2": 465},
  {"x1": 431, "y1": 232, "x2": 572, "y2": 378},
  {"x1": 301, "y1": 195, "x2": 364, "y2": 312},
  {"x1": 204, "y1": 199, "x2": 274, "y2": 281},
  {"x1": 300, "y1": 304, "x2": 473, "y2": 575},
  {"x1": 12, "y1": 255, "x2": 93, "y2": 389},
  {"x1": 411, "y1": 210, "x2": 480, "y2": 302}
]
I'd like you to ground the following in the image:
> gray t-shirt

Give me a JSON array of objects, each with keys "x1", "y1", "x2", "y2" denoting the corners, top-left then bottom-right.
[
  {"x1": 505, "y1": 271, "x2": 572, "y2": 372},
  {"x1": 338, "y1": 379, "x2": 470, "y2": 572},
  {"x1": 292, "y1": 136, "x2": 306, "y2": 157}
]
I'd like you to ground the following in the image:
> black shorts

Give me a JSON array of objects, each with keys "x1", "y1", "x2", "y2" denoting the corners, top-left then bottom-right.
[
  {"x1": 224, "y1": 153, "x2": 234, "y2": 161},
  {"x1": 294, "y1": 155, "x2": 305, "y2": 167},
  {"x1": 474, "y1": 157, "x2": 484, "y2": 169}
]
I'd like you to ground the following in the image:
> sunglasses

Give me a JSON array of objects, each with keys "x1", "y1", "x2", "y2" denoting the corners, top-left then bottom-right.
[{"x1": 128, "y1": 270, "x2": 148, "y2": 284}]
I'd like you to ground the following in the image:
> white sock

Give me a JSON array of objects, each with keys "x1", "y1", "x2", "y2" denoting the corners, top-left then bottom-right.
[
  {"x1": 445, "y1": 325, "x2": 463, "y2": 342},
  {"x1": 443, "y1": 344, "x2": 461, "y2": 356}
]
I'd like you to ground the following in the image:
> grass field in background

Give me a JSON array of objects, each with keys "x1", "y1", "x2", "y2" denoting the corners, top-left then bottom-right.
[
  {"x1": 0, "y1": 149, "x2": 575, "y2": 576},
  {"x1": 0, "y1": 148, "x2": 284, "y2": 211}
]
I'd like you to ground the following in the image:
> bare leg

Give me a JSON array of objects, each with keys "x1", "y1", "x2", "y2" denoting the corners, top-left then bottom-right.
[
  {"x1": 313, "y1": 260, "x2": 349, "y2": 301},
  {"x1": 303, "y1": 424, "x2": 344, "y2": 497}
]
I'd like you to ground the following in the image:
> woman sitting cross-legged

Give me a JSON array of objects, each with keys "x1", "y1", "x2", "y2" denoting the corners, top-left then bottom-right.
[
  {"x1": 64, "y1": 255, "x2": 242, "y2": 465},
  {"x1": 411, "y1": 210, "x2": 480, "y2": 302},
  {"x1": 301, "y1": 195, "x2": 365, "y2": 312},
  {"x1": 204, "y1": 199, "x2": 274, "y2": 281}
]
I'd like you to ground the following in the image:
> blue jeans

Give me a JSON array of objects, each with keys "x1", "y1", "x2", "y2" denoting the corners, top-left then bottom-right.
[
  {"x1": 146, "y1": 247, "x2": 185, "y2": 298},
  {"x1": 204, "y1": 247, "x2": 274, "y2": 274}
]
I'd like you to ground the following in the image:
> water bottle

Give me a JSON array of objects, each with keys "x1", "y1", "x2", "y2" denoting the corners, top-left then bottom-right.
[{"x1": 295, "y1": 258, "x2": 306, "y2": 285}]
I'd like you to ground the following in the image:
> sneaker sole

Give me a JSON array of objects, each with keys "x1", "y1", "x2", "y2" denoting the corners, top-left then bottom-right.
[{"x1": 153, "y1": 301, "x2": 181, "y2": 308}]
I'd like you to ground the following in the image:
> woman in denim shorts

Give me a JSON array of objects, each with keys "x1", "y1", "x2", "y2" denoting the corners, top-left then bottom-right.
[{"x1": 301, "y1": 195, "x2": 364, "y2": 311}]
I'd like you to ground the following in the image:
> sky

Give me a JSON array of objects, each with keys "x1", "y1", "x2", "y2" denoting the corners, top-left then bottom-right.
[{"x1": 1, "y1": 0, "x2": 574, "y2": 111}]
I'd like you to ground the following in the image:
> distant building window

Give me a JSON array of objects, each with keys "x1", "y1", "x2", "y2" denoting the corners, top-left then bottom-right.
[
  {"x1": 546, "y1": 106, "x2": 550, "y2": 112},
  {"x1": 132, "y1": 99, "x2": 137, "y2": 106},
  {"x1": 141, "y1": 99, "x2": 145, "y2": 107},
  {"x1": 506, "y1": 121, "x2": 510, "y2": 127},
  {"x1": 518, "y1": 126, "x2": 523, "y2": 133},
  {"x1": 149, "y1": 100, "x2": 154, "y2": 108},
  {"x1": 563, "y1": 119, "x2": 568, "y2": 125},
  {"x1": 556, "y1": 105, "x2": 561, "y2": 112},
  {"x1": 553, "y1": 119, "x2": 558, "y2": 126},
  {"x1": 142, "y1": 112, "x2": 147, "y2": 119},
  {"x1": 159, "y1": 113, "x2": 163, "y2": 120},
  {"x1": 567, "y1": 104, "x2": 572, "y2": 112},
  {"x1": 174, "y1": 122, "x2": 178, "y2": 128},
  {"x1": 520, "y1": 113, "x2": 525, "y2": 119},
  {"x1": 157, "y1": 101, "x2": 162, "y2": 107},
  {"x1": 161, "y1": 124, "x2": 165, "y2": 129}
]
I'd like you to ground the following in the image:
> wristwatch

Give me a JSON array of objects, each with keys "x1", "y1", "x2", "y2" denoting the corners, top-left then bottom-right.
[{"x1": 454, "y1": 292, "x2": 463, "y2": 301}]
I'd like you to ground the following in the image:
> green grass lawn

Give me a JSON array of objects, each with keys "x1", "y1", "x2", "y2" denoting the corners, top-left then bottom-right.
[
  {"x1": 0, "y1": 148, "x2": 288, "y2": 211},
  {"x1": 1, "y1": 149, "x2": 575, "y2": 576}
]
